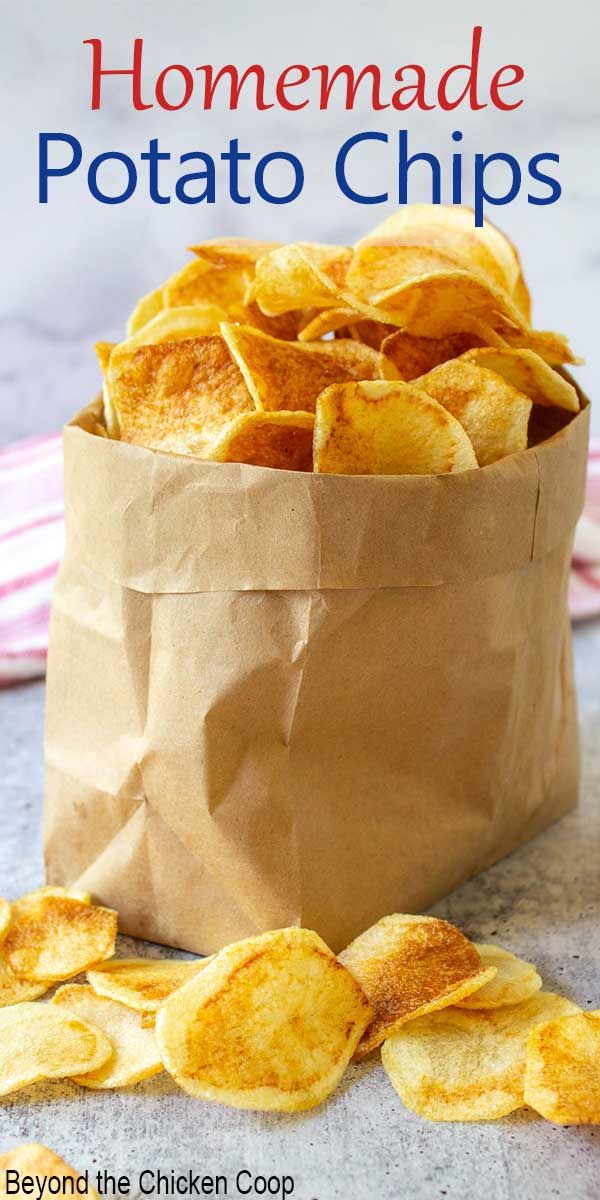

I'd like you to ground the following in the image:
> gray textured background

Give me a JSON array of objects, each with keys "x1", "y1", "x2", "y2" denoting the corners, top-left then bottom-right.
[{"x1": 1, "y1": 2, "x2": 599, "y2": 1196}]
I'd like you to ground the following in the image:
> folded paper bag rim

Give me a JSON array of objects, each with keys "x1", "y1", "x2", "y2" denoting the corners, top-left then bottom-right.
[{"x1": 63, "y1": 394, "x2": 589, "y2": 595}]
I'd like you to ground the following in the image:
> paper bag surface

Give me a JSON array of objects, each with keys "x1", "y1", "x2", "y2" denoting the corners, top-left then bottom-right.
[{"x1": 44, "y1": 400, "x2": 589, "y2": 953}]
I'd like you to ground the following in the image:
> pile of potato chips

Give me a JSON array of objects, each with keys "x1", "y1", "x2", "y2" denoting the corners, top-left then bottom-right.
[
  {"x1": 95, "y1": 206, "x2": 581, "y2": 475},
  {"x1": 1, "y1": 886, "x2": 598, "y2": 1123}
]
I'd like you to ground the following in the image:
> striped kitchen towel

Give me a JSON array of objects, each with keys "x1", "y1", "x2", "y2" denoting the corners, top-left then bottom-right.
[{"x1": 1, "y1": 433, "x2": 599, "y2": 686}]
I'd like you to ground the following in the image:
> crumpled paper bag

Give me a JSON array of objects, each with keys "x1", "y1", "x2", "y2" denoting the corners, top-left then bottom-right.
[{"x1": 44, "y1": 397, "x2": 590, "y2": 953}]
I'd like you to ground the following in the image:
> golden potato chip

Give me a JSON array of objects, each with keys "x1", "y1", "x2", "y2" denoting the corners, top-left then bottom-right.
[
  {"x1": 163, "y1": 257, "x2": 249, "y2": 313},
  {"x1": 126, "y1": 284, "x2": 164, "y2": 337},
  {"x1": 87, "y1": 957, "x2": 211, "y2": 1011},
  {"x1": 207, "y1": 411, "x2": 314, "y2": 471},
  {"x1": 339, "y1": 914, "x2": 495, "y2": 1057},
  {"x1": 0, "y1": 900, "x2": 9, "y2": 943},
  {"x1": 4, "y1": 894, "x2": 117, "y2": 983},
  {"x1": 358, "y1": 204, "x2": 530, "y2": 318},
  {"x1": 502, "y1": 327, "x2": 581, "y2": 366},
  {"x1": 0, "y1": 954, "x2": 51, "y2": 1007},
  {"x1": 0, "y1": 1145, "x2": 100, "y2": 1200},
  {"x1": 0, "y1": 1002, "x2": 112, "y2": 1097},
  {"x1": 221, "y1": 322, "x2": 388, "y2": 413},
  {"x1": 456, "y1": 944, "x2": 542, "y2": 1010},
  {"x1": 297, "y1": 307, "x2": 360, "y2": 342},
  {"x1": 380, "y1": 330, "x2": 485, "y2": 380},
  {"x1": 155, "y1": 926, "x2": 371, "y2": 1112},
  {"x1": 105, "y1": 336, "x2": 253, "y2": 456},
  {"x1": 459, "y1": 348, "x2": 579, "y2": 413},
  {"x1": 524, "y1": 1010, "x2": 600, "y2": 1124},
  {"x1": 347, "y1": 243, "x2": 478, "y2": 302},
  {"x1": 52, "y1": 985, "x2": 162, "y2": 1089},
  {"x1": 370, "y1": 270, "x2": 526, "y2": 337},
  {"x1": 314, "y1": 381, "x2": 478, "y2": 476},
  {"x1": 119, "y1": 304, "x2": 230, "y2": 350},
  {"x1": 250, "y1": 243, "x2": 352, "y2": 315},
  {"x1": 382, "y1": 992, "x2": 580, "y2": 1121},
  {"x1": 415, "y1": 360, "x2": 532, "y2": 466},
  {"x1": 190, "y1": 238, "x2": 280, "y2": 269},
  {"x1": 95, "y1": 341, "x2": 115, "y2": 376}
]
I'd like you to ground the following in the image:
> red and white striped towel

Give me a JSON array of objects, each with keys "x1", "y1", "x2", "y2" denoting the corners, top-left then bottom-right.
[{"x1": 1, "y1": 433, "x2": 599, "y2": 686}]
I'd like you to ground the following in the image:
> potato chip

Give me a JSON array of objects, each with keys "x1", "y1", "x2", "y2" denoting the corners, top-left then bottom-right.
[
  {"x1": 52, "y1": 985, "x2": 162, "y2": 1088},
  {"x1": 415, "y1": 360, "x2": 532, "y2": 466},
  {"x1": 126, "y1": 284, "x2": 164, "y2": 337},
  {"x1": 104, "y1": 336, "x2": 253, "y2": 457},
  {"x1": 339, "y1": 914, "x2": 495, "y2": 1057},
  {"x1": 87, "y1": 957, "x2": 210, "y2": 1011},
  {"x1": 0, "y1": 1002, "x2": 112, "y2": 1097},
  {"x1": 190, "y1": 238, "x2": 280, "y2": 269},
  {"x1": 346, "y1": 319, "x2": 396, "y2": 349},
  {"x1": 358, "y1": 204, "x2": 530, "y2": 318},
  {"x1": 381, "y1": 992, "x2": 580, "y2": 1121},
  {"x1": 502, "y1": 328, "x2": 581, "y2": 366},
  {"x1": 297, "y1": 307, "x2": 360, "y2": 342},
  {"x1": 456, "y1": 944, "x2": 542, "y2": 1010},
  {"x1": 314, "y1": 381, "x2": 478, "y2": 476},
  {"x1": 250, "y1": 243, "x2": 352, "y2": 315},
  {"x1": 370, "y1": 270, "x2": 526, "y2": 337},
  {"x1": 0, "y1": 954, "x2": 51, "y2": 1007},
  {"x1": 155, "y1": 926, "x2": 371, "y2": 1112},
  {"x1": 0, "y1": 899, "x2": 9, "y2": 943},
  {"x1": 119, "y1": 304, "x2": 230, "y2": 350},
  {"x1": 23, "y1": 885, "x2": 92, "y2": 904},
  {"x1": 207, "y1": 411, "x2": 314, "y2": 471},
  {"x1": 0, "y1": 1145, "x2": 100, "y2": 1200},
  {"x1": 524, "y1": 1010, "x2": 600, "y2": 1124},
  {"x1": 4, "y1": 894, "x2": 117, "y2": 982},
  {"x1": 221, "y1": 322, "x2": 388, "y2": 413},
  {"x1": 459, "y1": 348, "x2": 579, "y2": 413},
  {"x1": 381, "y1": 330, "x2": 486, "y2": 381},
  {"x1": 163, "y1": 258, "x2": 249, "y2": 314}
]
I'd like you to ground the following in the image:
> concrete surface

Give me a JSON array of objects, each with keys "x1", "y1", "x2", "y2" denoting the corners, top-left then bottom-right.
[{"x1": 0, "y1": 621, "x2": 598, "y2": 1200}]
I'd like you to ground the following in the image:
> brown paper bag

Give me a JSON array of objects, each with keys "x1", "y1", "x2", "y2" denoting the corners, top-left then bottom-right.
[{"x1": 44, "y1": 398, "x2": 589, "y2": 954}]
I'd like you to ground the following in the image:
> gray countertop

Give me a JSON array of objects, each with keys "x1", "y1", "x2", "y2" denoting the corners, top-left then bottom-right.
[{"x1": 0, "y1": 621, "x2": 598, "y2": 1200}]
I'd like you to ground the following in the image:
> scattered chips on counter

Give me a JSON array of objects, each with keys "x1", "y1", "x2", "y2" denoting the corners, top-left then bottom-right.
[
  {"x1": 0, "y1": 883, "x2": 595, "y2": 1123},
  {"x1": 93, "y1": 205, "x2": 580, "y2": 475},
  {"x1": 381, "y1": 992, "x2": 580, "y2": 1122}
]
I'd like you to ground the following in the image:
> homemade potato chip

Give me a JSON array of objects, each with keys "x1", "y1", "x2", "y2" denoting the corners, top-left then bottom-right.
[
  {"x1": 370, "y1": 270, "x2": 526, "y2": 337},
  {"x1": 4, "y1": 894, "x2": 117, "y2": 982},
  {"x1": 104, "y1": 336, "x2": 253, "y2": 455},
  {"x1": 381, "y1": 330, "x2": 485, "y2": 381},
  {"x1": 339, "y1": 914, "x2": 495, "y2": 1057},
  {"x1": 155, "y1": 926, "x2": 371, "y2": 1112},
  {"x1": 0, "y1": 1146, "x2": 100, "y2": 1200},
  {"x1": 502, "y1": 327, "x2": 580, "y2": 366},
  {"x1": 250, "y1": 243, "x2": 352, "y2": 314},
  {"x1": 23, "y1": 885, "x2": 92, "y2": 904},
  {"x1": 524, "y1": 1010, "x2": 600, "y2": 1124},
  {"x1": 456, "y1": 944, "x2": 542, "y2": 1010},
  {"x1": 119, "y1": 304, "x2": 230, "y2": 350},
  {"x1": 381, "y1": 992, "x2": 580, "y2": 1121},
  {"x1": 459, "y1": 348, "x2": 579, "y2": 413},
  {"x1": 126, "y1": 284, "x2": 164, "y2": 337},
  {"x1": 415, "y1": 360, "x2": 532, "y2": 466},
  {"x1": 87, "y1": 957, "x2": 210, "y2": 1011},
  {"x1": 314, "y1": 381, "x2": 478, "y2": 476},
  {"x1": 221, "y1": 322, "x2": 388, "y2": 413},
  {"x1": 0, "y1": 954, "x2": 51, "y2": 1007},
  {"x1": 0, "y1": 1002, "x2": 112, "y2": 1096},
  {"x1": 297, "y1": 307, "x2": 360, "y2": 342},
  {"x1": 191, "y1": 238, "x2": 280, "y2": 269},
  {"x1": 207, "y1": 411, "x2": 314, "y2": 471},
  {"x1": 0, "y1": 900, "x2": 9, "y2": 943},
  {"x1": 52, "y1": 985, "x2": 162, "y2": 1088},
  {"x1": 347, "y1": 244, "x2": 467, "y2": 301},
  {"x1": 163, "y1": 257, "x2": 249, "y2": 314},
  {"x1": 358, "y1": 204, "x2": 530, "y2": 318}
]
